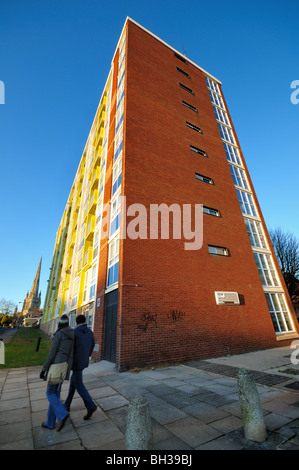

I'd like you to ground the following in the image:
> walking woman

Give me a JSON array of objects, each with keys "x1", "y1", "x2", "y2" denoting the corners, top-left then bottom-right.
[{"x1": 40, "y1": 314, "x2": 74, "y2": 431}]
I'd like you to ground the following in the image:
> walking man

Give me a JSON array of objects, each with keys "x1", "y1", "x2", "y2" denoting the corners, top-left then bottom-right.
[{"x1": 64, "y1": 314, "x2": 97, "y2": 420}]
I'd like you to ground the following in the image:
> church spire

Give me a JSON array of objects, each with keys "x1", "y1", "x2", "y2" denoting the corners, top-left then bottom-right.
[
  {"x1": 30, "y1": 256, "x2": 42, "y2": 298},
  {"x1": 21, "y1": 257, "x2": 42, "y2": 317}
]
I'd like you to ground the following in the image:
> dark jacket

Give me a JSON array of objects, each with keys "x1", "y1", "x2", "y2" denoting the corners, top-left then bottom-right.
[
  {"x1": 72, "y1": 323, "x2": 95, "y2": 371},
  {"x1": 42, "y1": 327, "x2": 74, "y2": 380}
]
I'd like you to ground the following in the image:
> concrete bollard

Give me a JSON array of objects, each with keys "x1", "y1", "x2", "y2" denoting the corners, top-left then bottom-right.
[
  {"x1": 125, "y1": 394, "x2": 153, "y2": 450},
  {"x1": 0, "y1": 339, "x2": 4, "y2": 364},
  {"x1": 237, "y1": 368, "x2": 267, "y2": 442}
]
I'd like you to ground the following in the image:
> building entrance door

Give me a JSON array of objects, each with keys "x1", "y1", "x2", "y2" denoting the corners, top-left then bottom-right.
[{"x1": 103, "y1": 289, "x2": 118, "y2": 362}]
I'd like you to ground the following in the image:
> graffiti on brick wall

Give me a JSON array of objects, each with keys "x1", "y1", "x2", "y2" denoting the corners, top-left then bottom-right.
[
  {"x1": 138, "y1": 309, "x2": 187, "y2": 332},
  {"x1": 167, "y1": 309, "x2": 186, "y2": 323},
  {"x1": 138, "y1": 312, "x2": 158, "y2": 332}
]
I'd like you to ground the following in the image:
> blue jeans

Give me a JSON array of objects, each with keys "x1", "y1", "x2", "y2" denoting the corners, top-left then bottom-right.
[
  {"x1": 64, "y1": 370, "x2": 95, "y2": 410},
  {"x1": 45, "y1": 383, "x2": 69, "y2": 429}
]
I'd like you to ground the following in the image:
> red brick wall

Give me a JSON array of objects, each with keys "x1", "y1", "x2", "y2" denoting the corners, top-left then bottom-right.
[
  {"x1": 117, "y1": 21, "x2": 298, "y2": 370},
  {"x1": 92, "y1": 50, "x2": 120, "y2": 362}
]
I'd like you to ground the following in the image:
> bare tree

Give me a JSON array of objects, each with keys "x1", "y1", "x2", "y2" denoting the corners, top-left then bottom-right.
[
  {"x1": 269, "y1": 227, "x2": 299, "y2": 302},
  {"x1": 0, "y1": 298, "x2": 17, "y2": 316}
]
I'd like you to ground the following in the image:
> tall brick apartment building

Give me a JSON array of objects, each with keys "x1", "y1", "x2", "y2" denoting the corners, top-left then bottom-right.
[{"x1": 41, "y1": 18, "x2": 299, "y2": 371}]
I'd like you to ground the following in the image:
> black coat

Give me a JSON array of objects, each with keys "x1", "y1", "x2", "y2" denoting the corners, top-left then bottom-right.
[{"x1": 72, "y1": 324, "x2": 95, "y2": 371}]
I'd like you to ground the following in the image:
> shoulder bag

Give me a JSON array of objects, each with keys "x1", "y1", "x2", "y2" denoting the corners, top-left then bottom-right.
[{"x1": 47, "y1": 362, "x2": 68, "y2": 385}]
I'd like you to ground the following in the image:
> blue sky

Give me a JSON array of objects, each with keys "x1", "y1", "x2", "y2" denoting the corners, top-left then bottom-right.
[{"x1": 0, "y1": 0, "x2": 298, "y2": 308}]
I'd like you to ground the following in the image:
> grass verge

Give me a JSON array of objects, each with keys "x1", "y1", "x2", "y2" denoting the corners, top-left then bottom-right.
[{"x1": 0, "y1": 328, "x2": 51, "y2": 369}]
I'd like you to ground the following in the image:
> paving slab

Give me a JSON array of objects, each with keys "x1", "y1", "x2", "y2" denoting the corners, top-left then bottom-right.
[
  {"x1": 2, "y1": 348, "x2": 299, "y2": 450},
  {"x1": 95, "y1": 394, "x2": 129, "y2": 411},
  {"x1": 76, "y1": 419, "x2": 124, "y2": 450},
  {"x1": 33, "y1": 421, "x2": 79, "y2": 449},
  {"x1": 181, "y1": 402, "x2": 230, "y2": 423},
  {"x1": 165, "y1": 416, "x2": 223, "y2": 447},
  {"x1": 0, "y1": 397, "x2": 29, "y2": 412},
  {"x1": 0, "y1": 420, "x2": 32, "y2": 445}
]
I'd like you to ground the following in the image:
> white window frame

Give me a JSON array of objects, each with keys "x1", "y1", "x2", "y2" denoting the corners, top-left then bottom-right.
[
  {"x1": 208, "y1": 89, "x2": 225, "y2": 110},
  {"x1": 83, "y1": 269, "x2": 90, "y2": 303},
  {"x1": 223, "y1": 142, "x2": 242, "y2": 166},
  {"x1": 236, "y1": 189, "x2": 257, "y2": 217},
  {"x1": 254, "y1": 252, "x2": 279, "y2": 287},
  {"x1": 107, "y1": 235, "x2": 120, "y2": 287},
  {"x1": 265, "y1": 292, "x2": 294, "y2": 334},
  {"x1": 218, "y1": 122, "x2": 235, "y2": 144},
  {"x1": 213, "y1": 105, "x2": 230, "y2": 126},
  {"x1": 244, "y1": 218, "x2": 267, "y2": 249},
  {"x1": 89, "y1": 264, "x2": 97, "y2": 300},
  {"x1": 229, "y1": 163, "x2": 249, "y2": 190},
  {"x1": 110, "y1": 193, "x2": 121, "y2": 236},
  {"x1": 115, "y1": 100, "x2": 124, "y2": 134},
  {"x1": 205, "y1": 76, "x2": 220, "y2": 94},
  {"x1": 112, "y1": 156, "x2": 122, "y2": 196}
]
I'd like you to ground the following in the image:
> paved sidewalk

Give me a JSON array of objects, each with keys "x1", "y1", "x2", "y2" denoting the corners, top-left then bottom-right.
[{"x1": 2, "y1": 346, "x2": 299, "y2": 450}]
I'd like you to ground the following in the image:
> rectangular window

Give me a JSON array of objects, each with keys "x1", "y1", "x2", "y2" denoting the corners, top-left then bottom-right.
[
  {"x1": 89, "y1": 265, "x2": 97, "y2": 299},
  {"x1": 115, "y1": 100, "x2": 124, "y2": 134},
  {"x1": 218, "y1": 122, "x2": 235, "y2": 144},
  {"x1": 236, "y1": 189, "x2": 257, "y2": 217},
  {"x1": 92, "y1": 245, "x2": 99, "y2": 260},
  {"x1": 110, "y1": 193, "x2": 121, "y2": 236},
  {"x1": 83, "y1": 269, "x2": 90, "y2": 302},
  {"x1": 89, "y1": 284, "x2": 96, "y2": 299},
  {"x1": 213, "y1": 105, "x2": 229, "y2": 126},
  {"x1": 174, "y1": 52, "x2": 188, "y2": 63},
  {"x1": 112, "y1": 156, "x2": 122, "y2": 196},
  {"x1": 208, "y1": 89, "x2": 225, "y2": 110},
  {"x1": 208, "y1": 245, "x2": 229, "y2": 256},
  {"x1": 229, "y1": 164, "x2": 248, "y2": 189},
  {"x1": 118, "y1": 66, "x2": 125, "y2": 89},
  {"x1": 107, "y1": 237, "x2": 119, "y2": 286},
  {"x1": 223, "y1": 142, "x2": 241, "y2": 166},
  {"x1": 265, "y1": 292, "x2": 294, "y2": 333},
  {"x1": 176, "y1": 67, "x2": 190, "y2": 78},
  {"x1": 186, "y1": 121, "x2": 203, "y2": 133},
  {"x1": 182, "y1": 101, "x2": 198, "y2": 112},
  {"x1": 195, "y1": 173, "x2": 213, "y2": 185},
  {"x1": 203, "y1": 206, "x2": 221, "y2": 217},
  {"x1": 254, "y1": 252, "x2": 279, "y2": 287},
  {"x1": 113, "y1": 137, "x2": 122, "y2": 164},
  {"x1": 205, "y1": 76, "x2": 220, "y2": 94},
  {"x1": 244, "y1": 218, "x2": 267, "y2": 249},
  {"x1": 179, "y1": 83, "x2": 194, "y2": 94},
  {"x1": 190, "y1": 145, "x2": 208, "y2": 157}
]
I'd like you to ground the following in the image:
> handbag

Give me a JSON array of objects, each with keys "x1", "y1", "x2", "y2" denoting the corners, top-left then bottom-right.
[{"x1": 47, "y1": 362, "x2": 68, "y2": 385}]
